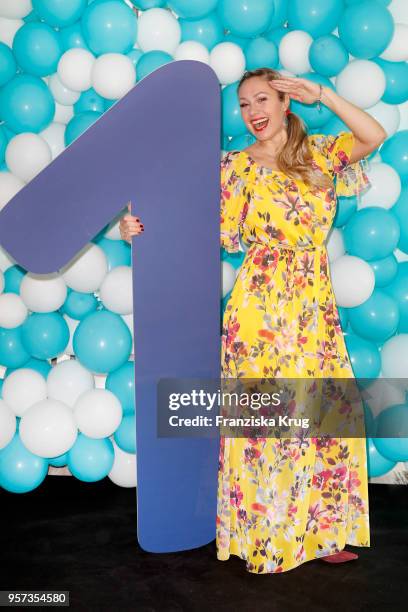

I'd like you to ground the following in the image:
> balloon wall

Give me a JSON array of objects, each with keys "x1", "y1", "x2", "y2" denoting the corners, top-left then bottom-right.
[{"x1": 1, "y1": 0, "x2": 408, "y2": 492}]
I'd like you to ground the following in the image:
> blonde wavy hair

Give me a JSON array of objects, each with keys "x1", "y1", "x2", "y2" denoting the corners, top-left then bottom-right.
[{"x1": 238, "y1": 68, "x2": 334, "y2": 192}]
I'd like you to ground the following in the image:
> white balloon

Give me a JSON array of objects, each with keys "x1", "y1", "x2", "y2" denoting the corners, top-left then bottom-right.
[
  {"x1": 104, "y1": 215, "x2": 124, "y2": 240},
  {"x1": 92, "y1": 53, "x2": 136, "y2": 100},
  {"x1": 20, "y1": 399, "x2": 77, "y2": 458},
  {"x1": 380, "y1": 23, "x2": 408, "y2": 62},
  {"x1": 74, "y1": 389, "x2": 122, "y2": 438},
  {"x1": 48, "y1": 73, "x2": 81, "y2": 106},
  {"x1": 47, "y1": 359, "x2": 95, "y2": 407},
  {"x1": 63, "y1": 314, "x2": 79, "y2": 356},
  {"x1": 279, "y1": 30, "x2": 313, "y2": 74},
  {"x1": 108, "y1": 439, "x2": 137, "y2": 488},
  {"x1": 6, "y1": 133, "x2": 52, "y2": 183},
  {"x1": 0, "y1": 399, "x2": 16, "y2": 449},
  {"x1": 389, "y1": 0, "x2": 408, "y2": 25},
  {"x1": 137, "y1": 8, "x2": 180, "y2": 54},
  {"x1": 99, "y1": 266, "x2": 133, "y2": 314},
  {"x1": 2, "y1": 369, "x2": 47, "y2": 417},
  {"x1": 330, "y1": 255, "x2": 375, "y2": 307},
  {"x1": 0, "y1": 293, "x2": 27, "y2": 328},
  {"x1": 222, "y1": 261, "x2": 236, "y2": 297},
  {"x1": 57, "y1": 48, "x2": 95, "y2": 92},
  {"x1": 362, "y1": 378, "x2": 405, "y2": 418},
  {"x1": 94, "y1": 373, "x2": 107, "y2": 389},
  {"x1": 40, "y1": 122, "x2": 66, "y2": 159},
  {"x1": 336, "y1": 60, "x2": 386, "y2": 109},
  {"x1": 366, "y1": 101, "x2": 400, "y2": 138},
  {"x1": 0, "y1": 1, "x2": 32, "y2": 19},
  {"x1": 20, "y1": 272, "x2": 67, "y2": 313},
  {"x1": 359, "y1": 163, "x2": 401, "y2": 209},
  {"x1": 53, "y1": 102, "x2": 74, "y2": 124},
  {"x1": 0, "y1": 17, "x2": 23, "y2": 46},
  {"x1": 210, "y1": 42, "x2": 245, "y2": 86},
  {"x1": 174, "y1": 41, "x2": 210, "y2": 64},
  {"x1": 0, "y1": 245, "x2": 15, "y2": 272},
  {"x1": 0, "y1": 172, "x2": 24, "y2": 211},
  {"x1": 381, "y1": 334, "x2": 408, "y2": 389},
  {"x1": 394, "y1": 248, "x2": 408, "y2": 262},
  {"x1": 61, "y1": 243, "x2": 108, "y2": 292},
  {"x1": 326, "y1": 228, "x2": 345, "y2": 262}
]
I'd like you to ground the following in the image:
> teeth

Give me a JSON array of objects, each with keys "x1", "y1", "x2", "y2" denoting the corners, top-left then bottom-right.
[{"x1": 253, "y1": 119, "x2": 268, "y2": 127}]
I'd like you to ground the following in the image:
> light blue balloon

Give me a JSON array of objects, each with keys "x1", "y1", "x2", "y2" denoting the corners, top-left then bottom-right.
[
  {"x1": 179, "y1": 12, "x2": 223, "y2": 50},
  {"x1": 288, "y1": 0, "x2": 344, "y2": 38},
  {"x1": 0, "y1": 432, "x2": 48, "y2": 493},
  {"x1": 0, "y1": 326, "x2": 31, "y2": 368},
  {"x1": 81, "y1": 0, "x2": 137, "y2": 55},
  {"x1": 65, "y1": 111, "x2": 102, "y2": 146},
  {"x1": 0, "y1": 127, "x2": 7, "y2": 166},
  {"x1": 136, "y1": 51, "x2": 173, "y2": 81},
  {"x1": 106, "y1": 360, "x2": 135, "y2": 414},
  {"x1": 373, "y1": 58, "x2": 408, "y2": 105},
  {"x1": 348, "y1": 289, "x2": 399, "y2": 343},
  {"x1": 74, "y1": 88, "x2": 105, "y2": 114},
  {"x1": 344, "y1": 333, "x2": 381, "y2": 379},
  {"x1": 226, "y1": 133, "x2": 255, "y2": 151},
  {"x1": 93, "y1": 236, "x2": 131, "y2": 270},
  {"x1": 217, "y1": 0, "x2": 274, "y2": 38},
  {"x1": 0, "y1": 378, "x2": 3, "y2": 398},
  {"x1": 366, "y1": 437, "x2": 395, "y2": 478},
  {"x1": 73, "y1": 310, "x2": 132, "y2": 374},
  {"x1": 291, "y1": 74, "x2": 334, "y2": 129},
  {"x1": 0, "y1": 74, "x2": 55, "y2": 133},
  {"x1": 223, "y1": 32, "x2": 250, "y2": 51},
  {"x1": 309, "y1": 35, "x2": 349, "y2": 77},
  {"x1": 337, "y1": 306, "x2": 348, "y2": 330},
  {"x1": 375, "y1": 403, "x2": 408, "y2": 462},
  {"x1": 33, "y1": 0, "x2": 87, "y2": 27},
  {"x1": 381, "y1": 130, "x2": 408, "y2": 184},
  {"x1": 127, "y1": 48, "x2": 143, "y2": 69},
  {"x1": 68, "y1": 434, "x2": 114, "y2": 482},
  {"x1": 3, "y1": 265, "x2": 26, "y2": 294},
  {"x1": 24, "y1": 10, "x2": 40, "y2": 23},
  {"x1": 13, "y1": 22, "x2": 63, "y2": 77},
  {"x1": 21, "y1": 312, "x2": 69, "y2": 360},
  {"x1": 333, "y1": 195, "x2": 357, "y2": 228},
  {"x1": 320, "y1": 115, "x2": 349, "y2": 136},
  {"x1": 221, "y1": 248, "x2": 245, "y2": 270},
  {"x1": 129, "y1": 0, "x2": 165, "y2": 7},
  {"x1": 363, "y1": 402, "x2": 377, "y2": 437},
  {"x1": 264, "y1": 26, "x2": 287, "y2": 48},
  {"x1": 222, "y1": 82, "x2": 246, "y2": 138},
  {"x1": 369, "y1": 254, "x2": 398, "y2": 288},
  {"x1": 244, "y1": 37, "x2": 278, "y2": 71},
  {"x1": 49, "y1": 452, "x2": 68, "y2": 467},
  {"x1": 344, "y1": 207, "x2": 400, "y2": 261},
  {"x1": 114, "y1": 414, "x2": 136, "y2": 453},
  {"x1": 6, "y1": 357, "x2": 52, "y2": 379},
  {"x1": 383, "y1": 262, "x2": 408, "y2": 333},
  {"x1": 59, "y1": 21, "x2": 90, "y2": 51},
  {"x1": 167, "y1": 0, "x2": 218, "y2": 19},
  {"x1": 265, "y1": 0, "x2": 287, "y2": 30},
  {"x1": 0, "y1": 42, "x2": 17, "y2": 88},
  {"x1": 392, "y1": 185, "x2": 408, "y2": 251},
  {"x1": 338, "y1": 1, "x2": 394, "y2": 59},
  {"x1": 60, "y1": 288, "x2": 98, "y2": 320}
]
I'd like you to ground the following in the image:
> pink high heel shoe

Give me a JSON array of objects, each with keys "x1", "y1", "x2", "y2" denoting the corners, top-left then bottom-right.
[{"x1": 320, "y1": 551, "x2": 359, "y2": 563}]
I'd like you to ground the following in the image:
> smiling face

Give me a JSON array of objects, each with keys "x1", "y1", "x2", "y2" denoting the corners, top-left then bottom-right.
[{"x1": 238, "y1": 76, "x2": 289, "y2": 140}]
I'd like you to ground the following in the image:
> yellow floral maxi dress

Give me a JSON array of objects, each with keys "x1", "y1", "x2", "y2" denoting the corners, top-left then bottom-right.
[{"x1": 216, "y1": 132, "x2": 371, "y2": 574}]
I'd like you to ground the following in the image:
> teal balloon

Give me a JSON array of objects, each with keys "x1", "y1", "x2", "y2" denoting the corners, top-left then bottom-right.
[
  {"x1": 288, "y1": 0, "x2": 344, "y2": 38},
  {"x1": 59, "y1": 21, "x2": 90, "y2": 51},
  {"x1": 21, "y1": 312, "x2": 69, "y2": 360},
  {"x1": 33, "y1": 0, "x2": 87, "y2": 27},
  {"x1": 136, "y1": 51, "x2": 173, "y2": 81},
  {"x1": 363, "y1": 402, "x2": 376, "y2": 437},
  {"x1": 65, "y1": 111, "x2": 102, "y2": 146},
  {"x1": 222, "y1": 82, "x2": 246, "y2": 138},
  {"x1": 348, "y1": 289, "x2": 399, "y2": 342},
  {"x1": 167, "y1": 0, "x2": 218, "y2": 19},
  {"x1": 0, "y1": 42, "x2": 17, "y2": 87},
  {"x1": 223, "y1": 33, "x2": 250, "y2": 51},
  {"x1": 309, "y1": 35, "x2": 349, "y2": 77},
  {"x1": 375, "y1": 403, "x2": 408, "y2": 461},
  {"x1": 179, "y1": 13, "x2": 223, "y2": 50},
  {"x1": 114, "y1": 414, "x2": 136, "y2": 453},
  {"x1": 320, "y1": 115, "x2": 349, "y2": 136},
  {"x1": 106, "y1": 361, "x2": 135, "y2": 414},
  {"x1": 6, "y1": 357, "x2": 51, "y2": 379},
  {"x1": 0, "y1": 127, "x2": 7, "y2": 166},
  {"x1": 0, "y1": 74, "x2": 55, "y2": 133},
  {"x1": 13, "y1": 22, "x2": 63, "y2": 77},
  {"x1": 3, "y1": 265, "x2": 26, "y2": 294},
  {"x1": 369, "y1": 254, "x2": 398, "y2": 288},
  {"x1": 264, "y1": 26, "x2": 287, "y2": 48},
  {"x1": 244, "y1": 37, "x2": 278, "y2": 71},
  {"x1": 266, "y1": 0, "x2": 287, "y2": 30},
  {"x1": 338, "y1": 1, "x2": 394, "y2": 59},
  {"x1": 81, "y1": 0, "x2": 137, "y2": 55},
  {"x1": 49, "y1": 452, "x2": 68, "y2": 467},
  {"x1": 381, "y1": 130, "x2": 408, "y2": 184},
  {"x1": 60, "y1": 288, "x2": 98, "y2": 320},
  {"x1": 127, "y1": 48, "x2": 143, "y2": 69},
  {"x1": 74, "y1": 88, "x2": 105, "y2": 114},
  {"x1": 337, "y1": 306, "x2": 348, "y2": 330},
  {"x1": 217, "y1": 0, "x2": 274, "y2": 38},
  {"x1": 373, "y1": 58, "x2": 408, "y2": 105},
  {"x1": 73, "y1": 310, "x2": 132, "y2": 373},
  {"x1": 0, "y1": 378, "x2": 3, "y2": 398},
  {"x1": 67, "y1": 433, "x2": 114, "y2": 482},
  {"x1": 333, "y1": 195, "x2": 357, "y2": 228},
  {"x1": 221, "y1": 248, "x2": 245, "y2": 269},
  {"x1": 383, "y1": 262, "x2": 408, "y2": 333},
  {"x1": 227, "y1": 133, "x2": 255, "y2": 150},
  {"x1": 366, "y1": 437, "x2": 395, "y2": 478},
  {"x1": 0, "y1": 326, "x2": 30, "y2": 368},
  {"x1": 345, "y1": 333, "x2": 381, "y2": 379},
  {"x1": 93, "y1": 236, "x2": 131, "y2": 270},
  {"x1": 291, "y1": 74, "x2": 334, "y2": 129},
  {"x1": 391, "y1": 184, "x2": 408, "y2": 250},
  {"x1": 129, "y1": 0, "x2": 165, "y2": 7},
  {"x1": 344, "y1": 207, "x2": 400, "y2": 261},
  {"x1": 24, "y1": 10, "x2": 40, "y2": 23},
  {"x1": 0, "y1": 433, "x2": 48, "y2": 493}
]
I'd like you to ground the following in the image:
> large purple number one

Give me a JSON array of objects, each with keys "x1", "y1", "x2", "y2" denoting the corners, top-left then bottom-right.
[{"x1": 0, "y1": 61, "x2": 221, "y2": 552}]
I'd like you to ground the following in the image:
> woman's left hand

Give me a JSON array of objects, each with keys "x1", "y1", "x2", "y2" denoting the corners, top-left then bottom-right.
[{"x1": 268, "y1": 76, "x2": 321, "y2": 105}]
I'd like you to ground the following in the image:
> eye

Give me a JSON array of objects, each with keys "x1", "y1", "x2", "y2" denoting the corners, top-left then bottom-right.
[
  {"x1": 258, "y1": 97, "x2": 267, "y2": 102},
  {"x1": 239, "y1": 103, "x2": 247, "y2": 107}
]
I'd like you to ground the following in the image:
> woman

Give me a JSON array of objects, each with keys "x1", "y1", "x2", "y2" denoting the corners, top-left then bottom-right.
[{"x1": 120, "y1": 68, "x2": 387, "y2": 574}]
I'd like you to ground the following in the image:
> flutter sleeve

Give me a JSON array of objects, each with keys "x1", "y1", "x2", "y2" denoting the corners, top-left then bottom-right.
[
  {"x1": 319, "y1": 131, "x2": 371, "y2": 197},
  {"x1": 220, "y1": 152, "x2": 245, "y2": 253}
]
